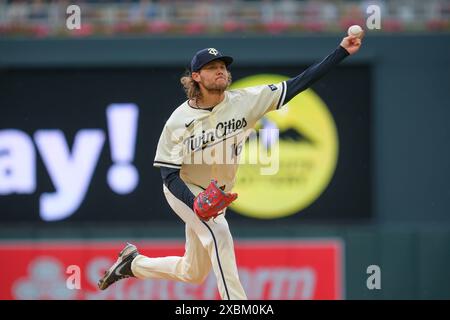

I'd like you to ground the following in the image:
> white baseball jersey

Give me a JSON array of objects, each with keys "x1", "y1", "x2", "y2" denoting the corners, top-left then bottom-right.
[{"x1": 154, "y1": 81, "x2": 287, "y2": 193}]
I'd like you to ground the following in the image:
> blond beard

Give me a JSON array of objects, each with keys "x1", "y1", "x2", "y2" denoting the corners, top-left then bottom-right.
[{"x1": 203, "y1": 81, "x2": 228, "y2": 93}]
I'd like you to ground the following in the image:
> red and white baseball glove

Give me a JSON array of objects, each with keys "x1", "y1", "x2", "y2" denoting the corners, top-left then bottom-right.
[{"x1": 193, "y1": 180, "x2": 238, "y2": 221}]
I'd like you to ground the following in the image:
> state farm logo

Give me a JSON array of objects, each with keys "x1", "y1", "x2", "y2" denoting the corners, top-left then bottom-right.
[
  {"x1": 13, "y1": 257, "x2": 76, "y2": 300},
  {"x1": 0, "y1": 103, "x2": 139, "y2": 221},
  {"x1": 91, "y1": 265, "x2": 317, "y2": 300},
  {"x1": 1, "y1": 241, "x2": 341, "y2": 300},
  {"x1": 10, "y1": 258, "x2": 316, "y2": 300}
]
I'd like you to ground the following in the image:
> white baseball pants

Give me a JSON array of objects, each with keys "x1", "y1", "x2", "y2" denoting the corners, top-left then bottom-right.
[{"x1": 131, "y1": 184, "x2": 247, "y2": 300}]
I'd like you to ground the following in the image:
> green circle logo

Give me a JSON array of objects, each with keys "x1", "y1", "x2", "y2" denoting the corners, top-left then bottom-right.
[{"x1": 230, "y1": 74, "x2": 339, "y2": 219}]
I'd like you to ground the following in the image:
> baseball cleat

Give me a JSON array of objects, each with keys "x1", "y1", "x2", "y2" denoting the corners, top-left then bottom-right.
[{"x1": 97, "y1": 243, "x2": 139, "y2": 290}]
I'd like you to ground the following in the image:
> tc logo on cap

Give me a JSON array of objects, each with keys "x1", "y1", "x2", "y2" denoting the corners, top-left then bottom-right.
[
  {"x1": 208, "y1": 48, "x2": 219, "y2": 56},
  {"x1": 190, "y1": 48, "x2": 233, "y2": 72}
]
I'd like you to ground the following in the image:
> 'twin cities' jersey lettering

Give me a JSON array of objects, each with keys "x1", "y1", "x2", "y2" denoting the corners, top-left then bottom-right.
[
  {"x1": 153, "y1": 81, "x2": 287, "y2": 193},
  {"x1": 185, "y1": 117, "x2": 248, "y2": 152}
]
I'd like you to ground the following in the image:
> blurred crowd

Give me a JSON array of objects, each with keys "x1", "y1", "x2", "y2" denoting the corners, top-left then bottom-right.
[{"x1": 0, "y1": 0, "x2": 449, "y2": 37}]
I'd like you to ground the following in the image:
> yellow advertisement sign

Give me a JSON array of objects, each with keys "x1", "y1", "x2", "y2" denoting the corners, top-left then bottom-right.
[{"x1": 231, "y1": 74, "x2": 338, "y2": 219}]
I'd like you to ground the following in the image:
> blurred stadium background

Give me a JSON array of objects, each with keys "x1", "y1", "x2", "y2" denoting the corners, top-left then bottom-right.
[{"x1": 0, "y1": 0, "x2": 449, "y2": 300}]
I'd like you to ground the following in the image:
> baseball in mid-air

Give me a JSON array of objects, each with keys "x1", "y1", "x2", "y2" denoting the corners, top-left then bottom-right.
[{"x1": 347, "y1": 25, "x2": 364, "y2": 38}]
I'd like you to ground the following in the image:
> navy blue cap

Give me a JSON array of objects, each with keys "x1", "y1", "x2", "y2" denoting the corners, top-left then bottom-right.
[{"x1": 190, "y1": 48, "x2": 233, "y2": 72}]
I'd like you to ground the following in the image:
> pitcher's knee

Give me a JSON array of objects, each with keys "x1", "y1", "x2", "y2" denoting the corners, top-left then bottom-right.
[{"x1": 184, "y1": 272, "x2": 208, "y2": 284}]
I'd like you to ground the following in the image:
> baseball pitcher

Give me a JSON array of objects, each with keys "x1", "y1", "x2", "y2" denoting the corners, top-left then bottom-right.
[{"x1": 98, "y1": 33, "x2": 363, "y2": 300}]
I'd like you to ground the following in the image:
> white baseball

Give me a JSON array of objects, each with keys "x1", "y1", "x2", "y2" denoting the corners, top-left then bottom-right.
[{"x1": 348, "y1": 25, "x2": 363, "y2": 38}]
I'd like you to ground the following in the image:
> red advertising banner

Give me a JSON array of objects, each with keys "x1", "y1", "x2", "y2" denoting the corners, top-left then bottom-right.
[{"x1": 0, "y1": 240, "x2": 343, "y2": 300}]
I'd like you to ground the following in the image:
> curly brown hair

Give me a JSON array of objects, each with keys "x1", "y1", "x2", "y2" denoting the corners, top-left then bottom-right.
[{"x1": 180, "y1": 70, "x2": 232, "y2": 101}]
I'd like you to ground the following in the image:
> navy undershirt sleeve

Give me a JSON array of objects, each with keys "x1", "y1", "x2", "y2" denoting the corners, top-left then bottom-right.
[
  {"x1": 284, "y1": 45, "x2": 350, "y2": 104},
  {"x1": 160, "y1": 167, "x2": 195, "y2": 209}
]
